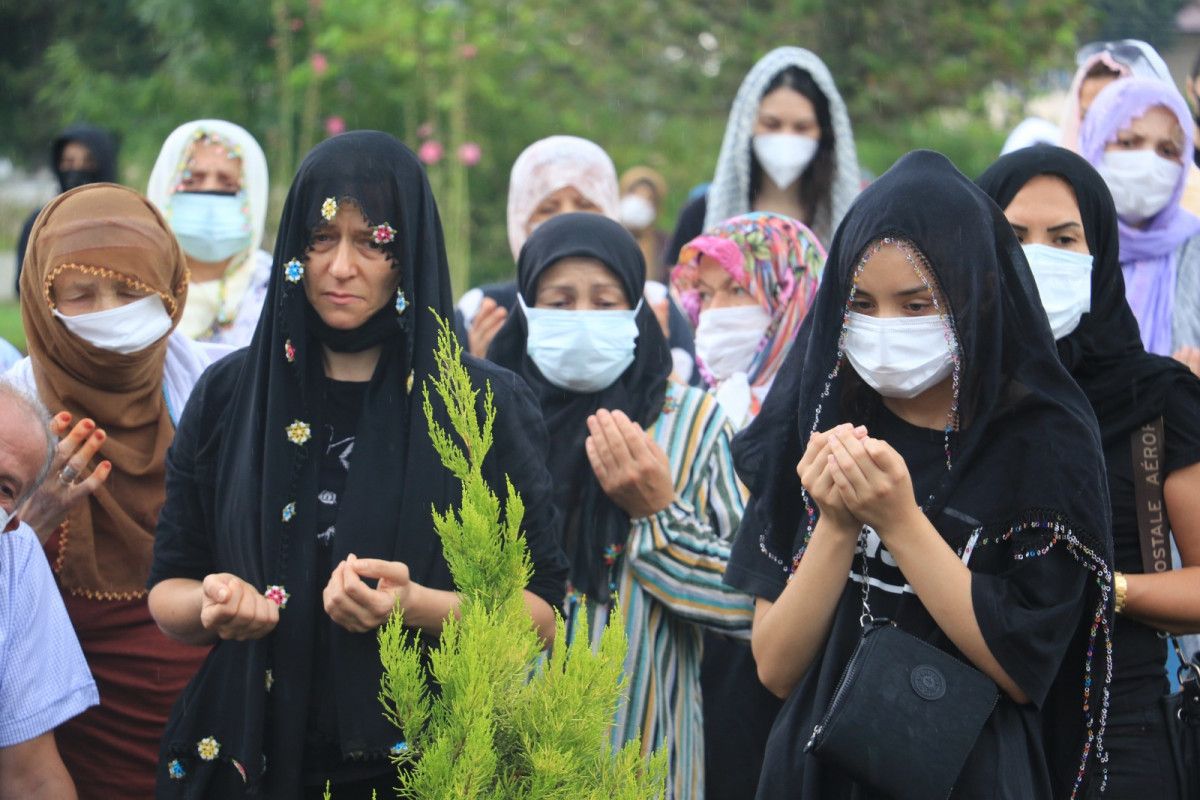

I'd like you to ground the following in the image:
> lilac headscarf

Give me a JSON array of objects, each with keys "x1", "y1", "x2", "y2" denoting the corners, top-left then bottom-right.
[{"x1": 1079, "y1": 77, "x2": 1200, "y2": 353}]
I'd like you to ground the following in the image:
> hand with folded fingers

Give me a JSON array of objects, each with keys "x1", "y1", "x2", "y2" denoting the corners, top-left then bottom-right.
[
  {"x1": 18, "y1": 411, "x2": 112, "y2": 540},
  {"x1": 323, "y1": 553, "x2": 413, "y2": 633},
  {"x1": 797, "y1": 423, "x2": 868, "y2": 536},
  {"x1": 822, "y1": 424, "x2": 921, "y2": 537},
  {"x1": 199, "y1": 573, "x2": 280, "y2": 641}
]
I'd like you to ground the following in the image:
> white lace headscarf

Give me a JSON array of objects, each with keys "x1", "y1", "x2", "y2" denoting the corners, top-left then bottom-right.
[
  {"x1": 506, "y1": 135, "x2": 620, "y2": 259},
  {"x1": 705, "y1": 47, "x2": 860, "y2": 246},
  {"x1": 146, "y1": 119, "x2": 269, "y2": 340}
]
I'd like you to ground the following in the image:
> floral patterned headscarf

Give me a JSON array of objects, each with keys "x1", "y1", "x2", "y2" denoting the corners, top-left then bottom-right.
[{"x1": 671, "y1": 212, "x2": 825, "y2": 390}]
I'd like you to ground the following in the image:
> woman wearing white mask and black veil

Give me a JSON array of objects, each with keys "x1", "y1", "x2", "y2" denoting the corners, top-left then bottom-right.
[
  {"x1": 147, "y1": 119, "x2": 271, "y2": 346},
  {"x1": 664, "y1": 46, "x2": 860, "y2": 264},
  {"x1": 726, "y1": 151, "x2": 1114, "y2": 798},
  {"x1": 488, "y1": 213, "x2": 753, "y2": 800},
  {"x1": 980, "y1": 145, "x2": 1200, "y2": 798}
]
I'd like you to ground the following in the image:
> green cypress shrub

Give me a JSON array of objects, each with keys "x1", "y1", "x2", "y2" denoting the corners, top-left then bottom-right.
[{"x1": 374, "y1": 316, "x2": 667, "y2": 799}]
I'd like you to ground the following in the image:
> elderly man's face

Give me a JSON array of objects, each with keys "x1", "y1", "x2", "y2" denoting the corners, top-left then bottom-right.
[{"x1": 0, "y1": 405, "x2": 48, "y2": 517}]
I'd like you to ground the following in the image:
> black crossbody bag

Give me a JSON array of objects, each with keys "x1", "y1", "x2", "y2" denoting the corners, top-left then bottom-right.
[
  {"x1": 805, "y1": 528, "x2": 999, "y2": 800},
  {"x1": 1131, "y1": 418, "x2": 1200, "y2": 796}
]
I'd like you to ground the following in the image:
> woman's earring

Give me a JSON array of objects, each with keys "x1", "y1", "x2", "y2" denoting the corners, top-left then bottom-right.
[{"x1": 395, "y1": 288, "x2": 408, "y2": 315}]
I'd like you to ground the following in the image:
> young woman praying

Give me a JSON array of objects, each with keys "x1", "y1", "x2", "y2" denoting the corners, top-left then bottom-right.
[{"x1": 725, "y1": 150, "x2": 1114, "y2": 798}]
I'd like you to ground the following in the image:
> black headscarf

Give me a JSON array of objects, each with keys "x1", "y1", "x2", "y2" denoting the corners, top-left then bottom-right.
[
  {"x1": 738, "y1": 150, "x2": 1110, "y2": 553},
  {"x1": 15, "y1": 124, "x2": 121, "y2": 295},
  {"x1": 977, "y1": 145, "x2": 1195, "y2": 448},
  {"x1": 487, "y1": 213, "x2": 672, "y2": 598},
  {"x1": 51, "y1": 123, "x2": 119, "y2": 190},
  {"x1": 735, "y1": 151, "x2": 1114, "y2": 792},
  {"x1": 161, "y1": 131, "x2": 458, "y2": 795}
]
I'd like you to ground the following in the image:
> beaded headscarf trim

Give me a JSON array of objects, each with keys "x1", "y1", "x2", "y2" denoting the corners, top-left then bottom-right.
[{"x1": 43, "y1": 263, "x2": 181, "y2": 319}]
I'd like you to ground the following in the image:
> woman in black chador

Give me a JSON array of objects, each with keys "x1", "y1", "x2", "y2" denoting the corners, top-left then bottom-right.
[
  {"x1": 726, "y1": 150, "x2": 1114, "y2": 798},
  {"x1": 146, "y1": 131, "x2": 568, "y2": 798},
  {"x1": 980, "y1": 145, "x2": 1200, "y2": 799}
]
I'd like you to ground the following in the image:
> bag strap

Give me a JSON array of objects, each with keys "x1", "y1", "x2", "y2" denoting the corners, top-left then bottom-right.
[
  {"x1": 1130, "y1": 418, "x2": 1198, "y2": 672},
  {"x1": 1132, "y1": 417, "x2": 1171, "y2": 575},
  {"x1": 856, "y1": 527, "x2": 875, "y2": 628}
]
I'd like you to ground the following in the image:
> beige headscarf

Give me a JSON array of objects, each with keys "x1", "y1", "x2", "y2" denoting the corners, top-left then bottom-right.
[
  {"x1": 505, "y1": 135, "x2": 620, "y2": 259},
  {"x1": 20, "y1": 183, "x2": 187, "y2": 598}
]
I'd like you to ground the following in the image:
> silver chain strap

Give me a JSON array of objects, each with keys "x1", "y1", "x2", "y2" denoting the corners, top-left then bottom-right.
[{"x1": 856, "y1": 525, "x2": 876, "y2": 628}]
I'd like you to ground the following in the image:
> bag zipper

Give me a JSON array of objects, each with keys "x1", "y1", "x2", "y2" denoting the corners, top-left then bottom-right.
[{"x1": 805, "y1": 622, "x2": 890, "y2": 752}]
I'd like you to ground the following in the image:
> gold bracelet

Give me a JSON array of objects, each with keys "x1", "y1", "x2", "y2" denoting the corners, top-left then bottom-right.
[{"x1": 1113, "y1": 572, "x2": 1128, "y2": 615}]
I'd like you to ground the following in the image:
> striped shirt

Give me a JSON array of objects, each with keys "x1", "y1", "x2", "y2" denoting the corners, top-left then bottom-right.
[{"x1": 567, "y1": 382, "x2": 753, "y2": 800}]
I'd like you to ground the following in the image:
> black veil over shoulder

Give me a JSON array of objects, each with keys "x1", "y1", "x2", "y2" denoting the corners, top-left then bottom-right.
[
  {"x1": 734, "y1": 150, "x2": 1114, "y2": 796},
  {"x1": 487, "y1": 213, "x2": 672, "y2": 599},
  {"x1": 977, "y1": 144, "x2": 1196, "y2": 448},
  {"x1": 160, "y1": 132, "x2": 472, "y2": 795},
  {"x1": 737, "y1": 149, "x2": 1110, "y2": 565}
]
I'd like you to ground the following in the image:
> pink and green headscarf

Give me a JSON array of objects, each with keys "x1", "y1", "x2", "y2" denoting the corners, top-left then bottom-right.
[{"x1": 672, "y1": 212, "x2": 825, "y2": 389}]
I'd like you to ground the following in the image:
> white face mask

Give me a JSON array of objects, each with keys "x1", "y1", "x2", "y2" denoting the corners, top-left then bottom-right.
[
  {"x1": 752, "y1": 134, "x2": 819, "y2": 190},
  {"x1": 619, "y1": 195, "x2": 656, "y2": 230},
  {"x1": 1096, "y1": 150, "x2": 1183, "y2": 224},
  {"x1": 695, "y1": 304, "x2": 773, "y2": 383},
  {"x1": 1022, "y1": 244, "x2": 1093, "y2": 340},
  {"x1": 53, "y1": 294, "x2": 172, "y2": 355},
  {"x1": 844, "y1": 311, "x2": 957, "y2": 399},
  {"x1": 0, "y1": 506, "x2": 14, "y2": 534},
  {"x1": 521, "y1": 296, "x2": 641, "y2": 393}
]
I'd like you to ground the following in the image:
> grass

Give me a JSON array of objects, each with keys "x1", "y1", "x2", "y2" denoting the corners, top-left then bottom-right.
[{"x1": 0, "y1": 302, "x2": 25, "y2": 353}]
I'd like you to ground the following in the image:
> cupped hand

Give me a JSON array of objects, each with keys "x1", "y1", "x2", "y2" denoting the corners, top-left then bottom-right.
[
  {"x1": 823, "y1": 427, "x2": 921, "y2": 536},
  {"x1": 18, "y1": 412, "x2": 112, "y2": 539},
  {"x1": 323, "y1": 554, "x2": 412, "y2": 633},
  {"x1": 200, "y1": 573, "x2": 280, "y2": 641},
  {"x1": 585, "y1": 409, "x2": 675, "y2": 518},
  {"x1": 468, "y1": 298, "x2": 509, "y2": 358},
  {"x1": 796, "y1": 424, "x2": 866, "y2": 535}
]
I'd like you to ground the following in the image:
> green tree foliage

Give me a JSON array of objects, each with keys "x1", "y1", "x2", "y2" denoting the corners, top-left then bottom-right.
[
  {"x1": 375, "y1": 315, "x2": 667, "y2": 799},
  {"x1": 2, "y1": 1, "x2": 1095, "y2": 286},
  {"x1": 1091, "y1": 0, "x2": 1188, "y2": 50}
]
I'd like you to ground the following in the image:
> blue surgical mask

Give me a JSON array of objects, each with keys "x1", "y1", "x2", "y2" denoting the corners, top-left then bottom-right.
[
  {"x1": 521, "y1": 295, "x2": 641, "y2": 393},
  {"x1": 167, "y1": 191, "x2": 252, "y2": 263}
]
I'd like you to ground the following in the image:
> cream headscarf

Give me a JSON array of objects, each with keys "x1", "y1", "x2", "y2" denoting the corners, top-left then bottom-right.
[
  {"x1": 705, "y1": 47, "x2": 860, "y2": 246},
  {"x1": 505, "y1": 135, "x2": 620, "y2": 259},
  {"x1": 146, "y1": 119, "x2": 269, "y2": 340}
]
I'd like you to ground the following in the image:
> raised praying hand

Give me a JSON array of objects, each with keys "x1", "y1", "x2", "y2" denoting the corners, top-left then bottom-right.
[{"x1": 585, "y1": 408, "x2": 675, "y2": 519}]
